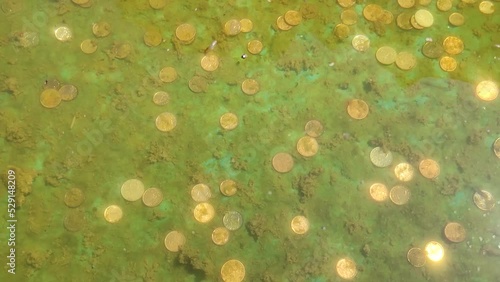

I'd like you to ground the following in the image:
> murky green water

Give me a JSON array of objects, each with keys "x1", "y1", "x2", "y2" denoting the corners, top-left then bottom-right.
[{"x1": 1, "y1": 0, "x2": 499, "y2": 281}]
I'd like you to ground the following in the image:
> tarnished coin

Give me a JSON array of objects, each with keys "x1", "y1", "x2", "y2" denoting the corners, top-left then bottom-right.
[
  {"x1": 376, "y1": 46, "x2": 397, "y2": 65},
  {"x1": 220, "y1": 180, "x2": 237, "y2": 197},
  {"x1": 337, "y1": 0, "x2": 356, "y2": 8},
  {"x1": 221, "y1": 259, "x2": 245, "y2": 282},
  {"x1": 223, "y1": 19, "x2": 241, "y2": 36},
  {"x1": 64, "y1": 187, "x2": 85, "y2": 208},
  {"x1": 159, "y1": 67, "x2": 177, "y2": 83},
  {"x1": 351, "y1": 34, "x2": 370, "y2": 52},
  {"x1": 155, "y1": 112, "x2": 177, "y2": 132},
  {"x1": 92, "y1": 21, "x2": 111, "y2": 37},
  {"x1": 149, "y1": 0, "x2": 167, "y2": 10},
  {"x1": 43, "y1": 78, "x2": 60, "y2": 90},
  {"x1": 407, "y1": 247, "x2": 426, "y2": 267},
  {"x1": 304, "y1": 120, "x2": 324, "y2": 137},
  {"x1": 363, "y1": 4, "x2": 383, "y2": 21},
  {"x1": 422, "y1": 41, "x2": 444, "y2": 59},
  {"x1": 247, "y1": 39, "x2": 263, "y2": 54},
  {"x1": 121, "y1": 179, "x2": 145, "y2": 202},
  {"x1": 240, "y1": 19, "x2": 253, "y2": 32},
  {"x1": 80, "y1": 39, "x2": 97, "y2": 54},
  {"x1": 191, "y1": 183, "x2": 211, "y2": 202},
  {"x1": 272, "y1": 152, "x2": 294, "y2": 173},
  {"x1": 201, "y1": 53, "x2": 219, "y2": 71},
  {"x1": 473, "y1": 189, "x2": 495, "y2": 211},
  {"x1": 193, "y1": 202, "x2": 215, "y2": 223},
  {"x1": 419, "y1": 159, "x2": 440, "y2": 179},
  {"x1": 390, "y1": 185, "x2": 411, "y2": 205},
  {"x1": 113, "y1": 42, "x2": 132, "y2": 59},
  {"x1": 493, "y1": 138, "x2": 500, "y2": 158},
  {"x1": 425, "y1": 241, "x2": 444, "y2": 261},
  {"x1": 188, "y1": 76, "x2": 207, "y2": 93},
  {"x1": 284, "y1": 10, "x2": 302, "y2": 26},
  {"x1": 276, "y1": 16, "x2": 292, "y2": 31},
  {"x1": 444, "y1": 222, "x2": 466, "y2": 243},
  {"x1": 40, "y1": 88, "x2": 62, "y2": 108},
  {"x1": 396, "y1": 12, "x2": 413, "y2": 30},
  {"x1": 290, "y1": 215, "x2": 309, "y2": 234},
  {"x1": 369, "y1": 183, "x2": 388, "y2": 202},
  {"x1": 212, "y1": 227, "x2": 230, "y2": 246},
  {"x1": 164, "y1": 231, "x2": 185, "y2": 252},
  {"x1": 347, "y1": 99, "x2": 369, "y2": 119},
  {"x1": 341, "y1": 9, "x2": 358, "y2": 25},
  {"x1": 437, "y1": 0, "x2": 452, "y2": 11},
  {"x1": 175, "y1": 23, "x2": 196, "y2": 43},
  {"x1": 241, "y1": 79, "x2": 259, "y2": 95},
  {"x1": 398, "y1": 0, "x2": 415, "y2": 8},
  {"x1": 448, "y1": 13, "x2": 465, "y2": 26},
  {"x1": 152, "y1": 91, "x2": 170, "y2": 105},
  {"x1": 223, "y1": 211, "x2": 243, "y2": 231},
  {"x1": 142, "y1": 187, "x2": 163, "y2": 207},
  {"x1": 59, "y1": 84, "x2": 78, "y2": 101},
  {"x1": 220, "y1": 112, "x2": 238, "y2": 130},
  {"x1": 370, "y1": 147, "x2": 393, "y2": 167},
  {"x1": 63, "y1": 210, "x2": 85, "y2": 232},
  {"x1": 334, "y1": 24, "x2": 350, "y2": 39},
  {"x1": 395, "y1": 51, "x2": 417, "y2": 70},
  {"x1": 336, "y1": 258, "x2": 357, "y2": 280},
  {"x1": 296, "y1": 136, "x2": 319, "y2": 157},
  {"x1": 475, "y1": 80, "x2": 498, "y2": 101},
  {"x1": 103, "y1": 205, "x2": 123, "y2": 223},
  {"x1": 394, "y1": 162, "x2": 415, "y2": 182}
]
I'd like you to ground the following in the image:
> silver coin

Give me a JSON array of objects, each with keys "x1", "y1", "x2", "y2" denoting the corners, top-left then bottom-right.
[
  {"x1": 223, "y1": 211, "x2": 243, "y2": 231},
  {"x1": 369, "y1": 147, "x2": 393, "y2": 167}
]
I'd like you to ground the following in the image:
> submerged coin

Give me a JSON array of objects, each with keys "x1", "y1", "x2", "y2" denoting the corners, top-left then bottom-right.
[
  {"x1": 437, "y1": 0, "x2": 452, "y2": 11},
  {"x1": 398, "y1": 0, "x2": 415, "y2": 8},
  {"x1": 247, "y1": 39, "x2": 263, "y2": 54},
  {"x1": 395, "y1": 51, "x2": 417, "y2": 70},
  {"x1": 347, "y1": 99, "x2": 369, "y2": 119},
  {"x1": 422, "y1": 41, "x2": 444, "y2": 59},
  {"x1": 113, "y1": 43, "x2": 132, "y2": 59},
  {"x1": 336, "y1": 258, "x2": 357, "y2": 280},
  {"x1": 443, "y1": 36, "x2": 464, "y2": 55},
  {"x1": 54, "y1": 26, "x2": 72, "y2": 41},
  {"x1": 272, "y1": 152, "x2": 294, "y2": 173},
  {"x1": 363, "y1": 4, "x2": 383, "y2": 22},
  {"x1": 221, "y1": 259, "x2": 245, "y2": 282},
  {"x1": 142, "y1": 187, "x2": 163, "y2": 207},
  {"x1": 407, "y1": 247, "x2": 426, "y2": 267},
  {"x1": 64, "y1": 187, "x2": 85, "y2": 208},
  {"x1": 223, "y1": 211, "x2": 243, "y2": 231},
  {"x1": 394, "y1": 162, "x2": 415, "y2": 182},
  {"x1": 155, "y1": 112, "x2": 177, "y2": 132},
  {"x1": 149, "y1": 0, "x2": 167, "y2": 9},
  {"x1": 191, "y1": 183, "x2": 211, "y2": 202},
  {"x1": 341, "y1": 9, "x2": 358, "y2": 25},
  {"x1": 176, "y1": 23, "x2": 196, "y2": 43},
  {"x1": 370, "y1": 147, "x2": 393, "y2": 167},
  {"x1": 425, "y1": 241, "x2": 444, "y2": 261},
  {"x1": 419, "y1": 159, "x2": 440, "y2": 179},
  {"x1": 334, "y1": 24, "x2": 350, "y2": 39},
  {"x1": 193, "y1": 202, "x2": 215, "y2": 223},
  {"x1": 414, "y1": 9, "x2": 433, "y2": 27},
  {"x1": 40, "y1": 89, "x2": 62, "y2": 108},
  {"x1": 290, "y1": 215, "x2": 309, "y2": 234},
  {"x1": 240, "y1": 19, "x2": 253, "y2": 32},
  {"x1": 439, "y1": 56, "x2": 457, "y2": 72},
  {"x1": 241, "y1": 79, "x2": 259, "y2": 95},
  {"x1": 352, "y1": 34, "x2": 370, "y2": 52},
  {"x1": 80, "y1": 39, "x2": 97, "y2": 54},
  {"x1": 493, "y1": 138, "x2": 500, "y2": 158},
  {"x1": 63, "y1": 210, "x2": 85, "y2": 232},
  {"x1": 369, "y1": 183, "x2": 388, "y2": 202},
  {"x1": 121, "y1": 179, "x2": 145, "y2": 201},
  {"x1": 479, "y1": 1, "x2": 495, "y2": 14},
  {"x1": 212, "y1": 227, "x2": 230, "y2": 245},
  {"x1": 224, "y1": 19, "x2": 241, "y2": 36},
  {"x1": 448, "y1": 13, "x2": 465, "y2": 26},
  {"x1": 220, "y1": 112, "x2": 238, "y2": 130},
  {"x1": 284, "y1": 10, "x2": 302, "y2": 26},
  {"x1": 276, "y1": 16, "x2": 292, "y2": 31},
  {"x1": 220, "y1": 179, "x2": 237, "y2": 196},
  {"x1": 92, "y1": 21, "x2": 111, "y2": 37},
  {"x1": 143, "y1": 29, "x2": 162, "y2": 47},
  {"x1": 159, "y1": 66, "x2": 177, "y2": 83},
  {"x1": 475, "y1": 80, "x2": 498, "y2": 101},
  {"x1": 59, "y1": 84, "x2": 78, "y2": 101},
  {"x1": 104, "y1": 205, "x2": 123, "y2": 223},
  {"x1": 296, "y1": 136, "x2": 319, "y2": 157},
  {"x1": 305, "y1": 120, "x2": 324, "y2": 137},
  {"x1": 444, "y1": 222, "x2": 466, "y2": 243},
  {"x1": 153, "y1": 91, "x2": 170, "y2": 105},
  {"x1": 164, "y1": 231, "x2": 185, "y2": 252},
  {"x1": 376, "y1": 46, "x2": 397, "y2": 65},
  {"x1": 390, "y1": 185, "x2": 411, "y2": 205},
  {"x1": 201, "y1": 53, "x2": 219, "y2": 71},
  {"x1": 473, "y1": 189, "x2": 495, "y2": 211},
  {"x1": 189, "y1": 76, "x2": 208, "y2": 93}
]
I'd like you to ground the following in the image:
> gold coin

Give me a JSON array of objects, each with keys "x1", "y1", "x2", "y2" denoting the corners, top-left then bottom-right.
[
  {"x1": 113, "y1": 43, "x2": 132, "y2": 59},
  {"x1": 439, "y1": 56, "x2": 457, "y2": 72},
  {"x1": 191, "y1": 184, "x2": 212, "y2": 202},
  {"x1": 369, "y1": 183, "x2": 388, "y2": 202},
  {"x1": 72, "y1": 0, "x2": 89, "y2": 4},
  {"x1": 369, "y1": 147, "x2": 393, "y2": 168},
  {"x1": 143, "y1": 29, "x2": 162, "y2": 47},
  {"x1": 378, "y1": 10, "x2": 394, "y2": 24},
  {"x1": 175, "y1": 23, "x2": 196, "y2": 44},
  {"x1": 276, "y1": 16, "x2": 292, "y2": 31},
  {"x1": 398, "y1": 0, "x2": 415, "y2": 8},
  {"x1": 164, "y1": 231, "x2": 185, "y2": 252},
  {"x1": 363, "y1": 4, "x2": 383, "y2": 22},
  {"x1": 221, "y1": 259, "x2": 245, "y2": 282},
  {"x1": 247, "y1": 40, "x2": 263, "y2": 55},
  {"x1": 334, "y1": 24, "x2": 350, "y2": 39},
  {"x1": 189, "y1": 76, "x2": 208, "y2": 93},
  {"x1": 444, "y1": 222, "x2": 466, "y2": 243},
  {"x1": 396, "y1": 12, "x2": 413, "y2": 30},
  {"x1": 443, "y1": 36, "x2": 464, "y2": 55},
  {"x1": 296, "y1": 136, "x2": 319, "y2": 157},
  {"x1": 80, "y1": 39, "x2": 97, "y2": 54},
  {"x1": 336, "y1": 258, "x2": 357, "y2": 280},
  {"x1": 223, "y1": 19, "x2": 241, "y2": 36},
  {"x1": 479, "y1": 1, "x2": 495, "y2": 14},
  {"x1": 422, "y1": 41, "x2": 444, "y2": 59},
  {"x1": 240, "y1": 19, "x2": 253, "y2": 32},
  {"x1": 142, "y1": 187, "x2": 163, "y2": 207},
  {"x1": 394, "y1": 162, "x2": 415, "y2": 182},
  {"x1": 40, "y1": 88, "x2": 62, "y2": 108},
  {"x1": 493, "y1": 138, "x2": 500, "y2": 158},
  {"x1": 290, "y1": 215, "x2": 309, "y2": 234},
  {"x1": 193, "y1": 202, "x2": 215, "y2": 223},
  {"x1": 223, "y1": 211, "x2": 243, "y2": 231},
  {"x1": 54, "y1": 26, "x2": 72, "y2": 41},
  {"x1": 407, "y1": 247, "x2": 426, "y2": 267},
  {"x1": 419, "y1": 159, "x2": 440, "y2": 179},
  {"x1": 415, "y1": 9, "x2": 434, "y2": 27},
  {"x1": 337, "y1": 0, "x2": 356, "y2": 8},
  {"x1": 104, "y1": 205, "x2": 123, "y2": 223},
  {"x1": 473, "y1": 189, "x2": 495, "y2": 211},
  {"x1": 241, "y1": 79, "x2": 259, "y2": 95},
  {"x1": 425, "y1": 241, "x2": 444, "y2": 262},
  {"x1": 272, "y1": 152, "x2": 294, "y2": 173},
  {"x1": 341, "y1": 9, "x2": 358, "y2": 26},
  {"x1": 149, "y1": 0, "x2": 167, "y2": 9},
  {"x1": 64, "y1": 187, "x2": 85, "y2": 208},
  {"x1": 448, "y1": 13, "x2": 465, "y2": 26},
  {"x1": 201, "y1": 53, "x2": 219, "y2": 72},
  {"x1": 159, "y1": 67, "x2": 177, "y2": 83},
  {"x1": 389, "y1": 185, "x2": 411, "y2": 205},
  {"x1": 220, "y1": 179, "x2": 237, "y2": 196},
  {"x1": 375, "y1": 46, "x2": 397, "y2": 65},
  {"x1": 121, "y1": 179, "x2": 145, "y2": 201},
  {"x1": 437, "y1": 0, "x2": 452, "y2": 11},
  {"x1": 152, "y1": 91, "x2": 170, "y2": 105},
  {"x1": 347, "y1": 99, "x2": 369, "y2": 120},
  {"x1": 77, "y1": 0, "x2": 92, "y2": 8},
  {"x1": 59, "y1": 84, "x2": 78, "y2": 101},
  {"x1": 212, "y1": 227, "x2": 230, "y2": 246},
  {"x1": 475, "y1": 80, "x2": 498, "y2": 101},
  {"x1": 155, "y1": 112, "x2": 177, "y2": 132},
  {"x1": 395, "y1": 51, "x2": 417, "y2": 70},
  {"x1": 304, "y1": 120, "x2": 324, "y2": 137},
  {"x1": 284, "y1": 10, "x2": 302, "y2": 26},
  {"x1": 92, "y1": 21, "x2": 111, "y2": 38},
  {"x1": 63, "y1": 210, "x2": 85, "y2": 232},
  {"x1": 410, "y1": 15, "x2": 424, "y2": 30},
  {"x1": 220, "y1": 112, "x2": 238, "y2": 130},
  {"x1": 351, "y1": 34, "x2": 370, "y2": 52}
]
